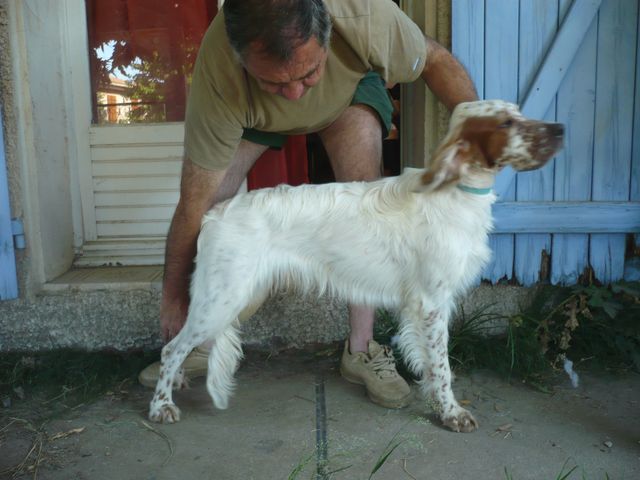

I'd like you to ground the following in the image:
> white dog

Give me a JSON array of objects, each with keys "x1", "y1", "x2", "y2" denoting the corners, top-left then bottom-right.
[{"x1": 149, "y1": 100, "x2": 563, "y2": 432}]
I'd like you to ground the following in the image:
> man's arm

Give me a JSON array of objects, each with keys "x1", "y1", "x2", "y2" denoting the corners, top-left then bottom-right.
[
  {"x1": 162, "y1": 141, "x2": 267, "y2": 340},
  {"x1": 421, "y1": 36, "x2": 478, "y2": 110},
  {"x1": 161, "y1": 157, "x2": 227, "y2": 341}
]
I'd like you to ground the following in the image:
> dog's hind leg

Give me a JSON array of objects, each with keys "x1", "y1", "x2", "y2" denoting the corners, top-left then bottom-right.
[
  {"x1": 191, "y1": 262, "x2": 268, "y2": 410},
  {"x1": 148, "y1": 322, "x2": 208, "y2": 424},
  {"x1": 397, "y1": 303, "x2": 478, "y2": 433},
  {"x1": 204, "y1": 285, "x2": 269, "y2": 410},
  {"x1": 149, "y1": 283, "x2": 240, "y2": 424},
  {"x1": 206, "y1": 321, "x2": 243, "y2": 409}
]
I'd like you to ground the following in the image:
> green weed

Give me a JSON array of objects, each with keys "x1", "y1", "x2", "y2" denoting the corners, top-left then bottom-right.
[
  {"x1": 368, "y1": 425, "x2": 406, "y2": 479},
  {"x1": 0, "y1": 350, "x2": 159, "y2": 417},
  {"x1": 503, "y1": 457, "x2": 612, "y2": 479},
  {"x1": 286, "y1": 451, "x2": 316, "y2": 480},
  {"x1": 375, "y1": 281, "x2": 640, "y2": 389}
]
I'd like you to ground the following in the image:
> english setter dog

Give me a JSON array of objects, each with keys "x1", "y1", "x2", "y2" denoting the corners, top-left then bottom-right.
[{"x1": 149, "y1": 100, "x2": 563, "y2": 432}]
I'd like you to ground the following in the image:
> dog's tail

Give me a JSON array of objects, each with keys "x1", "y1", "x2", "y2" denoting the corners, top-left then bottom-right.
[{"x1": 206, "y1": 321, "x2": 244, "y2": 409}]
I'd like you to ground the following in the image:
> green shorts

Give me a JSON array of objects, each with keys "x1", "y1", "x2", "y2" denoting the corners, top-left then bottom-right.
[{"x1": 241, "y1": 71, "x2": 393, "y2": 148}]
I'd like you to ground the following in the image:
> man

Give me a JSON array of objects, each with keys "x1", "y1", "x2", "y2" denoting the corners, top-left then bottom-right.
[{"x1": 139, "y1": 0, "x2": 477, "y2": 409}]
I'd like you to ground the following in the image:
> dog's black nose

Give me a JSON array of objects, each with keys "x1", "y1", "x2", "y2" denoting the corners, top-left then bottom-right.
[{"x1": 550, "y1": 123, "x2": 564, "y2": 137}]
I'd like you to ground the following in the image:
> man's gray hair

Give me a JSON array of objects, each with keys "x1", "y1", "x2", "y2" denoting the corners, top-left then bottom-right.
[{"x1": 223, "y1": 0, "x2": 332, "y2": 62}]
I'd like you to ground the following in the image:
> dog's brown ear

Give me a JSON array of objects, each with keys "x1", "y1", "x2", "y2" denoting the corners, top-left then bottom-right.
[{"x1": 418, "y1": 139, "x2": 471, "y2": 192}]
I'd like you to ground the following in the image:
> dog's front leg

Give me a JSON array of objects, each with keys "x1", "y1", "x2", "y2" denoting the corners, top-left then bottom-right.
[{"x1": 398, "y1": 307, "x2": 478, "y2": 433}]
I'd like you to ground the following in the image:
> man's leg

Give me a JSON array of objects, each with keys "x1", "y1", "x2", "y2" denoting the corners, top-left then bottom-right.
[
  {"x1": 318, "y1": 105, "x2": 411, "y2": 408},
  {"x1": 318, "y1": 104, "x2": 381, "y2": 352}
]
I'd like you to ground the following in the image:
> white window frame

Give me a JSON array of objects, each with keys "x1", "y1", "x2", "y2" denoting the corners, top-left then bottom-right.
[{"x1": 65, "y1": 0, "x2": 188, "y2": 265}]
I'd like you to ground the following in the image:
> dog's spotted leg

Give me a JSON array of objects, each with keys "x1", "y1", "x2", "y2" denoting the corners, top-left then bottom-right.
[
  {"x1": 149, "y1": 328, "x2": 204, "y2": 424},
  {"x1": 398, "y1": 307, "x2": 478, "y2": 433},
  {"x1": 423, "y1": 312, "x2": 477, "y2": 432}
]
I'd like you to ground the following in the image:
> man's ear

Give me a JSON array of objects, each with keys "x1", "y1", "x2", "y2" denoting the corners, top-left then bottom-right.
[{"x1": 418, "y1": 139, "x2": 470, "y2": 192}]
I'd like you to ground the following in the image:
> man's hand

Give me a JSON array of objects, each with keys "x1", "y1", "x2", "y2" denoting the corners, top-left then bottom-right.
[
  {"x1": 161, "y1": 295, "x2": 190, "y2": 341},
  {"x1": 159, "y1": 158, "x2": 226, "y2": 343}
]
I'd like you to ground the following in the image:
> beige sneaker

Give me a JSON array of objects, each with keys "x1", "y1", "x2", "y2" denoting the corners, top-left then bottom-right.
[
  {"x1": 138, "y1": 345, "x2": 210, "y2": 388},
  {"x1": 340, "y1": 339, "x2": 412, "y2": 408}
]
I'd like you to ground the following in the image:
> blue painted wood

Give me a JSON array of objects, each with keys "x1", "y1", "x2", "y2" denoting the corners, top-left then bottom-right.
[
  {"x1": 634, "y1": 7, "x2": 640, "y2": 204},
  {"x1": 482, "y1": 0, "x2": 519, "y2": 282},
  {"x1": 492, "y1": 202, "x2": 640, "y2": 234},
  {"x1": 493, "y1": 0, "x2": 602, "y2": 198},
  {"x1": 514, "y1": 0, "x2": 558, "y2": 286},
  {"x1": 589, "y1": 0, "x2": 638, "y2": 283},
  {"x1": 520, "y1": 0, "x2": 602, "y2": 118},
  {"x1": 0, "y1": 104, "x2": 19, "y2": 300},
  {"x1": 624, "y1": 258, "x2": 640, "y2": 281},
  {"x1": 452, "y1": 0, "x2": 487, "y2": 285},
  {"x1": 452, "y1": 0, "x2": 639, "y2": 286},
  {"x1": 551, "y1": 4, "x2": 598, "y2": 285},
  {"x1": 630, "y1": 7, "x2": 640, "y2": 281},
  {"x1": 451, "y1": 0, "x2": 485, "y2": 99}
]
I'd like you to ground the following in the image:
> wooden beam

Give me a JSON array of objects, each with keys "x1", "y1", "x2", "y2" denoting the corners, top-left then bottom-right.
[
  {"x1": 521, "y1": 0, "x2": 602, "y2": 117},
  {"x1": 493, "y1": 202, "x2": 640, "y2": 233}
]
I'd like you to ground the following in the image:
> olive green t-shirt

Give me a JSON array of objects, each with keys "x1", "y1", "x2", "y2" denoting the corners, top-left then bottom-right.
[{"x1": 184, "y1": 0, "x2": 428, "y2": 170}]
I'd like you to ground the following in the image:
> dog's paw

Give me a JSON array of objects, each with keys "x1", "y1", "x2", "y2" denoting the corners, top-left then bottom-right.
[
  {"x1": 149, "y1": 402, "x2": 181, "y2": 424},
  {"x1": 441, "y1": 407, "x2": 478, "y2": 433}
]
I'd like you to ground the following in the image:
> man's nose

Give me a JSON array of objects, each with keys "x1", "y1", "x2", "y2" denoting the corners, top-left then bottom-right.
[{"x1": 280, "y1": 82, "x2": 305, "y2": 100}]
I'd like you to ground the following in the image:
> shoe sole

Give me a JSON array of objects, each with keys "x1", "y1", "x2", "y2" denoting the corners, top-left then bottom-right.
[
  {"x1": 138, "y1": 375, "x2": 157, "y2": 389},
  {"x1": 367, "y1": 390, "x2": 412, "y2": 409},
  {"x1": 339, "y1": 367, "x2": 366, "y2": 386},
  {"x1": 138, "y1": 369, "x2": 208, "y2": 389},
  {"x1": 340, "y1": 367, "x2": 411, "y2": 409}
]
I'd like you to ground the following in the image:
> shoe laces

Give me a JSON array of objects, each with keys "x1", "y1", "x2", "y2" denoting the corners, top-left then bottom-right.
[{"x1": 366, "y1": 345, "x2": 398, "y2": 378}]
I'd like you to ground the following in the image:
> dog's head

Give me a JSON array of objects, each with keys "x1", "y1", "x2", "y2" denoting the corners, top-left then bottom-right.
[{"x1": 421, "y1": 100, "x2": 564, "y2": 191}]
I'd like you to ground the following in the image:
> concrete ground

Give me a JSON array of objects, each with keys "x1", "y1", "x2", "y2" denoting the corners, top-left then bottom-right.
[{"x1": 1, "y1": 349, "x2": 639, "y2": 480}]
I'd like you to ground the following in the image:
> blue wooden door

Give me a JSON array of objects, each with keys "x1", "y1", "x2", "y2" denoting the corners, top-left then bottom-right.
[
  {"x1": 0, "y1": 104, "x2": 19, "y2": 300},
  {"x1": 452, "y1": 0, "x2": 640, "y2": 285}
]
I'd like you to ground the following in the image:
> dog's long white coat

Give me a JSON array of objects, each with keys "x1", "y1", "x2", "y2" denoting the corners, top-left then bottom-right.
[
  {"x1": 149, "y1": 100, "x2": 564, "y2": 432},
  {"x1": 194, "y1": 169, "x2": 493, "y2": 314}
]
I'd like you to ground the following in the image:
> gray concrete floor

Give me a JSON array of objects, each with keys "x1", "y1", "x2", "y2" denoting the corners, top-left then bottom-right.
[{"x1": 1, "y1": 351, "x2": 639, "y2": 480}]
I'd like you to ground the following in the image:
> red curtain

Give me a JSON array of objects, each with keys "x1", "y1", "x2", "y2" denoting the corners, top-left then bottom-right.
[{"x1": 87, "y1": 0, "x2": 308, "y2": 189}]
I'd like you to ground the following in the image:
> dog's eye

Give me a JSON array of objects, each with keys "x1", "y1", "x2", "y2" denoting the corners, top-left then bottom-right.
[{"x1": 499, "y1": 119, "x2": 514, "y2": 129}]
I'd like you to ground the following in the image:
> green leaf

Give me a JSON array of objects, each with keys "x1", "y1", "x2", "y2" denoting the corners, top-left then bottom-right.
[
  {"x1": 587, "y1": 295, "x2": 604, "y2": 307},
  {"x1": 632, "y1": 352, "x2": 640, "y2": 372},
  {"x1": 368, "y1": 440, "x2": 405, "y2": 479},
  {"x1": 611, "y1": 282, "x2": 640, "y2": 297},
  {"x1": 602, "y1": 301, "x2": 621, "y2": 319}
]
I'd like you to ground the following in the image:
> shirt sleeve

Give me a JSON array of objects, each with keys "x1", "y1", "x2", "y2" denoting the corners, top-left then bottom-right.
[
  {"x1": 367, "y1": 0, "x2": 427, "y2": 84},
  {"x1": 183, "y1": 50, "x2": 243, "y2": 171}
]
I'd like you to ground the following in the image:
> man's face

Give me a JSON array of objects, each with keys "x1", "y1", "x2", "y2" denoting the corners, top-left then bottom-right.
[{"x1": 243, "y1": 37, "x2": 328, "y2": 101}]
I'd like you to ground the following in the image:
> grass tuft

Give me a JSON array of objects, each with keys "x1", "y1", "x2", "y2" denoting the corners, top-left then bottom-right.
[
  {"x1": 374, "y1": 282, "x2": 639, "y2": 390},
  {"x1": 0, "y1": 350, "x2": 159, "y2": 417}
]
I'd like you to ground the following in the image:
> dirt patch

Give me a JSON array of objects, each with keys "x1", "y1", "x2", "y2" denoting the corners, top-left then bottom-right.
[{"x1": 1, "y1": 350, "x2": 639, "y2": 479}]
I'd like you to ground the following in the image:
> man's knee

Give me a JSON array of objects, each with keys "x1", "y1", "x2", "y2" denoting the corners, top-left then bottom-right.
[
  {"x1": 318, "y1": 105, "x2": 383, "y2": 182},
  {"x1": 322, "y1": 104, "x2": 383, "y2": 141}
]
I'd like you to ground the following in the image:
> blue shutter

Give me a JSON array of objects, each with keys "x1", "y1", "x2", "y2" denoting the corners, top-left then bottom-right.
[
  {"x1": 452, "y1": 0, "x2": 639, "y2": 286},
  {"x1": 0, "y1": 104, "x2": 19, "y2": 300}
]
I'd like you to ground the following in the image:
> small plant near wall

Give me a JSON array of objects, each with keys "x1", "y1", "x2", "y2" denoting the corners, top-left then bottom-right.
[
  {"x1": 537, "y1": 282, "x2": 640, "y2": 374},
  {"x1": 375, "y1": 281, "x2": 640, "y2": 390}
]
